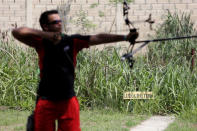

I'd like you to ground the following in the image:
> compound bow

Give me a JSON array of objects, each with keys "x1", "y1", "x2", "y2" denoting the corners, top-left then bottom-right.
[
  {"x1": 122, "y1": 0, "x2": 154, "y2": 68},
  {"x1": 122, "y1": 0, "x2": 197, "y2": 69}
]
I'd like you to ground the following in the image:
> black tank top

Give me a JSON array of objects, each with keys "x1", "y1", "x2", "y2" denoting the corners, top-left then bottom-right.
[{"x1": 37, "y1": 34, "x2": 89, "y2": 100}]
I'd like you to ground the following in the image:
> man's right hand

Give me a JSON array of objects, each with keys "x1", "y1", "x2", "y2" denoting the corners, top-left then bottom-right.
[{"x1": 50, "y1": 32, "x2": 62, "y2": 45}]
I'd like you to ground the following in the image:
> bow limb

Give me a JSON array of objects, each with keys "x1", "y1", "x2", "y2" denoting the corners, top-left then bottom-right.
[{"x1": 122, "y1": 0, "x2": 137, "y2": 68}]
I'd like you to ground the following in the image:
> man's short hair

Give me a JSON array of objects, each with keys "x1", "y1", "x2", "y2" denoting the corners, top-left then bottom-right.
[{"x1": 39, "y1": 10, "x2": 59, "y2": 30}]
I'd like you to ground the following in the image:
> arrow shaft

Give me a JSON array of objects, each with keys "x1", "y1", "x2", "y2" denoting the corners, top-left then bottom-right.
[{"x1": 136, "y1": 35, "x2": 197, "y2": 43}]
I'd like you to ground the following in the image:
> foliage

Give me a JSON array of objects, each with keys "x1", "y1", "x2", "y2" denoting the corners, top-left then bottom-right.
[
  {"x1": 90, "y1": 3, "x2": 99, "y2": 8},
  {"x1": 72, "y1": 9, "x2": 96, "y2": 34},
  {"x1": 148, "y1": 11, "x2": 197, "y2": 65},
  {"x1": 144, "y1": 11, "x2": 197, "y2": 114},
  {"x1": 0, "y1": 11, "x2": 197, "y2": 115},
  {"x1": 165, "y1": 108, "x2": 197, "y2": 131},
  {"x1": 99, "y1": 11, "x2": 105, "y2": 17},
  {"x1": 0, "y1": 40, "x2": 38, "y2": 110},
  {"x1": 75, "y1": 47, "x2": 197, "y2": 114},
  {"x1": 75, "y1": 11, "x2": 197, "y2": 114}
]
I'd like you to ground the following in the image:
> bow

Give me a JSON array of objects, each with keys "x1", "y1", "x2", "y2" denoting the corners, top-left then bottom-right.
[
  {"x1": 122, "y1": 0, "x2": 137, "y2": 68},
  {"x1": 122, "y1": 0, "x2": 154, "y2": 68},
  {"x1": 121, "y1": 0, "x2": 197, "y2": 69}
]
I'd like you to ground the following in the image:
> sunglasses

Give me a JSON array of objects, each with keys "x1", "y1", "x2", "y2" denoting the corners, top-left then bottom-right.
[{"x1": 47, "y1": 20, "x2": 62, "y2": 25}]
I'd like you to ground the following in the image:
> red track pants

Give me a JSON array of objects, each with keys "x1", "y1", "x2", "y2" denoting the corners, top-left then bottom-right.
[{"x1": 34, "y1": 96, "x2": 81, "y2": 131}]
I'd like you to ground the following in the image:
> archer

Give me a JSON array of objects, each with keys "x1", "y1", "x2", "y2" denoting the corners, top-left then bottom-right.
[{"x1": 12, "y1": 10, "x2": 138, "y2": 131}]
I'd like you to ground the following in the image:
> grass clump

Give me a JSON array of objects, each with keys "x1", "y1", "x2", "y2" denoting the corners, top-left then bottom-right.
[{"x1": 0, "y1": 39, "x2": 39, "y2": 110}]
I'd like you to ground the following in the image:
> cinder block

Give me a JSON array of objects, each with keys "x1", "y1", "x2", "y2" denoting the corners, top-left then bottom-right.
[
  {"x1": 14, "y1": 0, "x2": 25, "y2": 3},
  {"x1": 187, "y1": 4, "x2": 197, "y2": 9},
  {"x1": 2, "y1": 0, "x2": 15, "y2": 4},
  {"x1": 140, "y1": 4, "x2": 152, "y2": 10},
  {"x1": 134, "y1": 10, "x2": 146, "y2": 16},
  {"x1": 157, "y1": 0, "x2": 169, "y2": 4},
  {"x1": 190, "y1": 14, "x2": 197, "y2": 22},
  {"x1": 46, "y1": 5, "x2": 58, "y2": 10},
  {"x1": 104, "y1": 5, "x2": 114, "y2": 11},
  {"x1": 97, "y1": 5, "x2": 105, "y2": 12},
  {"x1": 70, "y1": 4, "x2": 81, "y2": 11},
  {"x1": 181, "y1": 0, "x2": 192, "y2": 4},
  {"x1": 10, "y1": 16, "x2": 21, "y2": 22},
  {"x1": 98, "y1": 0, "x2": 110, "y2": 4},
  {"x1": 168, "y1": 0, "x2": 179, "y2": 4},
  {"x1": 130, "y1": 4, "x2": 140, "y2": 10},
  {"x1": 152, "y1": 4, "x2": 163, "y2": 10},
  {"x1": 20, "y1": 3, "x2": 25, "y2": 9},
  {"x1": 94, "y1": 16, "x2": 103, "y2": 22},
  {"x1": 34, "y1": 5, "x2": 47, "y2": 10},
  {"x1": 51, "y1": 0, "x2": 62, "y2": 4},
  {"x1": 21, "y1": 16, "x2": 26, "y2": 22},
  {"x1": 14, "y1": 12, "x2": 25, "y2": 17},
  {"x1": 146, "y1": 0, "x2": 157, "y2": 4},
  {"x1": 87, "y1": 0, "x2": 98, "y2": 4},
  {"x1": 129, "y1": 15, "x2": 138, "y2": 21},
  {"x1": 0, "y1": 16, "x2": 9, "y2": 21},
  {"x1": 33, "y1": 10, "x2": 43, "y2": 17},
  {"x1": 81, "y1": 4, "x2": 90, "y2": 9},
  {"x1": 87, "y1": 9, "x2": 99, "y2": 16},
  {"x1": 74, "y1": 0, "x2": 87, "y2": 4},
  {"x1": 105, "y1": 16, "x2": 115, "y2": 22},
  {"x1": 39, "y1": 0, "x2": 53, "y2": 4},
  {"x1": 86, "y1": 16, "x2": 94, "y2": 21},
  {"x1": 175, "y1": 4, "x2": 187, "y2": 10},
  {"x1": 163, "y1": 4, "x2": 176, "y2": 10},
  {"x1": 106, "y1": 9, "x2": 113, "y2": 16},
  {"x1": 33, "y1": 0, "x2": 40, "y2": 4},
  {"x1": 157, "y1": 10, "x2": 167, "y2": 16},
  {"x1": 9, "y1": 4, "x2": 21, "y2": 10},
  {"x1": 146, "y1": 10, "x2": 157, "y2": 16},
  {"x1": 111, "y1": 9, "x2": 116, "y2": 16},
  {"x1": 193, "y1": 0, "x2": 197, "y2": 3},
  {"x1": 0, "y1": 4, "x2": 10, "y2": 10},
  {"x1": 133, "y1": 0, "x2": 146, "y2": 4}
]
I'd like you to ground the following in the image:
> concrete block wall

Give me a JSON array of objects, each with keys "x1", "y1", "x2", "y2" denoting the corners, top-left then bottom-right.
[
  {"x1": 126, "y1": 0, "x2": 197, "y2": 39},
  {"x1": 62, "y1": 1, "x2": 119, "y2": 34},
  {"x1": 1, "y1": 0, "x2": 197, "y2": 49},
  {"x1": 0, "y1": 0, "x2": 26, "y2": 31}
]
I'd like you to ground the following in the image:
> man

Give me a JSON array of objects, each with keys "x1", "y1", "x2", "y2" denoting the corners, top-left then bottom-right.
[{"x1": 12, "y1": 10, "x2": 138, "y2": 131}]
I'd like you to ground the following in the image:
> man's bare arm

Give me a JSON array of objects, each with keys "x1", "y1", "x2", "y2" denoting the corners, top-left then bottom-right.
[
  {"x1": 12, "y1": 27, "x2": 61, "y2": 46},
  {"x1": 88, "y1": 32, "x2": 138, "y2": 46}
]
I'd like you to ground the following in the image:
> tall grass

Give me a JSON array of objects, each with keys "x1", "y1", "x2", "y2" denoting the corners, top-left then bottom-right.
[
  {"x1": 0, "y1": 39, "x2": 39, "y2": 110},
  {"x1": 75, "y1": 48, "x2": 197, "y2": 114},
  {"x1": 148, "y1": 11, "x2": 197, "y2": 65},
  {"x1": 0, "y1": 12, "x2": 197, "y2": 115},
  {"x1": 75, "y1": 11, "x2": 197, "y2": 114}
]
